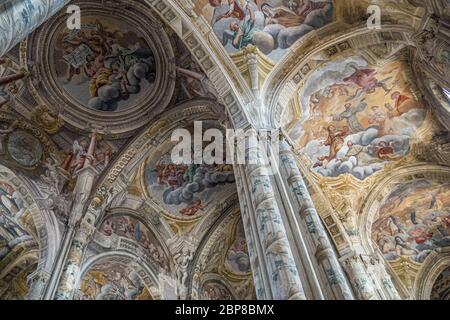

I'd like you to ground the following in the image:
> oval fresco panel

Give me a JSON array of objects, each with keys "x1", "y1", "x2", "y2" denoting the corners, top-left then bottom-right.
[
  {"x1": 6, "y1": 131, "x2": 43, "y2": 167},
  {"x1": 285, "y1": 57, "x2": 426, "y2": 180},
  {"x1": 372, "y1": 180, "x2": 450, "y2": 263},
  {"x1": 53, "y1": 15, "x2": 156, "y2": 112}
]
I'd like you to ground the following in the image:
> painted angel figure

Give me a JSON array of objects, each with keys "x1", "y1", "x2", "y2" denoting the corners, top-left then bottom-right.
[{"x1": 344, "y1": 64, "x2": 393, "y2": 100}]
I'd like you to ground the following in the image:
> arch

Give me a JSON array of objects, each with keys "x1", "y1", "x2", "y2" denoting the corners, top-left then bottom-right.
[
  {"x1": 0, "y1": 164, "x2": 60, "y2": 298},
  {"x1": 77, "y1": 251, "x2": 160, "y2": 300},
  {"x1": 359, "y1": 164, "x2": 450, "y2": 255},
  {"x1": 414, "y1": 247, "x2": 450, "y2": 300},
  {"x1": 358, "y1": 164, "x2": 450, "y2": 296},
  {"x1": 87, "y1": 99, "x2": 230, "y2": 221},
  {"x1": 0, "y1": 252, "x2": 38, "y2": 299},
  {"x1": 190, "y1": 204, "x2": 254, "y2": 300},
  {"x1": 97, "y1": 207, "x2": 174, "y2": 273}
]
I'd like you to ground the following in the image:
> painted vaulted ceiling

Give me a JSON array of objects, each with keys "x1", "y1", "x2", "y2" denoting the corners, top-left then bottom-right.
[{"x1": 0, "y1": 0, "x2": 449, "y2": 300}]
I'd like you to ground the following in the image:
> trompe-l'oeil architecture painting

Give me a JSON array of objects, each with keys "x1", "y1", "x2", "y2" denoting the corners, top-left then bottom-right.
[{"x1": 0, "y1": 0, "x2": 449, "y2": 302}]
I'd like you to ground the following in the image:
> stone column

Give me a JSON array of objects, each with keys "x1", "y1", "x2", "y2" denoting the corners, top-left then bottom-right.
[
  {"x1": 341, "y1": 252, "x2": 381, "y2": 300},
  {"x1": 238, "y1": 131, "x2": 306, "y2": 300},
  {"x1": 377, "y1": 262, "x2": 401, "y2": 300},
  {"x1": 51, "y1": 133, "x2": 101, "y2": 299},
  {"x1": 278, "y1": 140, "x2": 354, "y2": 300},
  {"x1": 360, "y1": 253, "x2": 401, "y2": 300},
  {"x1": 54, "y1": 215, "x2": 96, "y2": 300},
  {"x1": 0, "y1": 0, "x2": 71, "y2": 57},
  {"x1": 235, "y1": 167, "x2": 271, "y2": 299}
]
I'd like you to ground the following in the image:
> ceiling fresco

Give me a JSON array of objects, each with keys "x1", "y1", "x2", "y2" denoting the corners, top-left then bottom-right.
[
  {"x1": 193, "y1": 211, "x2": 255, "y2": 300},
  {"x1": 0, "y1": 261, "x2": 37, "y2": 300},
  {"x1": 79, "y1": 261, "x2": 153, "y2": 300},
  {"x1": 144, "y1": 151, "x2": 236, "y2": 220},
  {"x1": 54, "y1": 15, "x2": 156, "y2": 112},
  {"x1": 0, "y1": 0, "x2": 449, "y2": 302},
  {"x1": 284, "y1": 56, "x2": 427, "y2": 180},
  {"x1": 195, "y1": 0, "x2": 333, "y2": 60},
  {"x1": 372, "y1": 179, "x2": 450, "y2": 264},
  {"x1": 100, "y1": 214, "x2": 170, "y2": 272},
  {"x1": 26, "y1": 0, "x2": 176, "y2": 136}
]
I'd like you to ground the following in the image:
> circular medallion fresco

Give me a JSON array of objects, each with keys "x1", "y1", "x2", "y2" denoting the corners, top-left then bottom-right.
[
  {"x1": 54, "y1": 15, "x2": 156, "y2": 112},
  {"x1": 27, "y1": 2, "x2": 175, "y2": 136},
  {"x1": 6, "y1": 131, "x2": 43, "y2": 167}
]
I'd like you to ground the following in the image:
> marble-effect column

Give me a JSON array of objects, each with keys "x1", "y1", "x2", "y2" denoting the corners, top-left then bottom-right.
[
  {"x1": 0, "y1": 0, "x2": 70, "y2": 57},
  {"x1": 279, "y1": 140, "x2": 354, "y2": 300},
  {"x1": 241, "y1": 133, "x2": 306, "y2": 300},
  {"x1": 54, "y1": 216, "x2": 96, "y2": 300},
  {"x1": 234, "y1": 172, "x2": 268, "y2": 299}
]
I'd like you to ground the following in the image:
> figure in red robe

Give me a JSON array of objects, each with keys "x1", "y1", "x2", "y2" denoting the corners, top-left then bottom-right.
[
  {"x1": 385, "y1": 91, "x2": 419, "y2": 118},
  {"x1": 344, "y1": 65, "x2": 392, "y2": 100},
  {"x1": 210, "y1": 0, "x2": 246, "y2": 23}
]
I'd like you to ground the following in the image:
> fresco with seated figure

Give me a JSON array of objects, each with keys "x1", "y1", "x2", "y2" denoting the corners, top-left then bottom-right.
[
  {"x1": 285, "y1": 57, "x2": 426, "y2": 180},
  {"x1": 372, "y1": 179, "x2": 450, "y2": 264},
  {"x1": 194, "y1": 0, "x2": 333, "y2": 60},
  {"x1": 53, "y1": 15, "x2": 156, "y2": 112}
]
